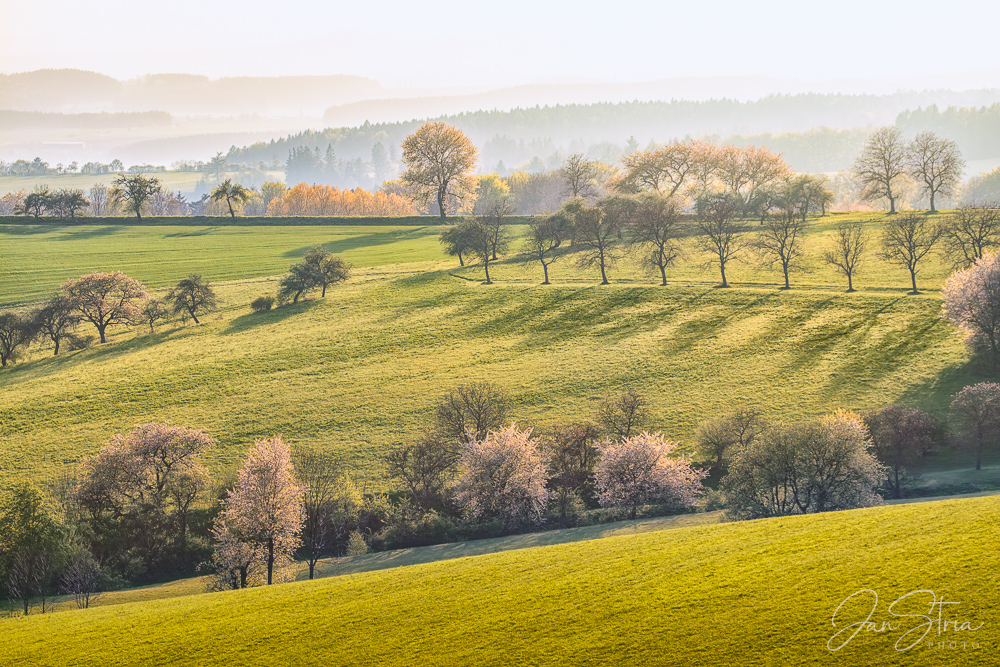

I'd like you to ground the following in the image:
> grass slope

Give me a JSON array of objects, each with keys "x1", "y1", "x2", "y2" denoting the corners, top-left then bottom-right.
[{"x1": 1, "y1": 495, "x2": 996, "y2": 666}]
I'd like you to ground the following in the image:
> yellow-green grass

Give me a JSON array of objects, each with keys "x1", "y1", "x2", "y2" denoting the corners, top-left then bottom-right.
[
  {"x1": 2, "y1": 495, "x2": 996, "y2": 666},
  {"x1": 0, "y1": 212, "x2": 992, "y2": 488},
  {"x1": 46, "y1": 511, "x2": 725, "y2": 611},
  {"x1": 0, "y1": 224, "x2": 446, "y2": 307}
]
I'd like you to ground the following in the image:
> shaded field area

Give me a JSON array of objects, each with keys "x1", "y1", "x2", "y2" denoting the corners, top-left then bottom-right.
[{"x1": 2, "y1": 495, "x2": 996, "y2": 666}]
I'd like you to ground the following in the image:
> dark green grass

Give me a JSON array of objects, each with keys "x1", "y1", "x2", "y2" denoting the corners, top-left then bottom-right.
[{"x1": 1, "y1": 495, "x2": 996, "y2": 666}]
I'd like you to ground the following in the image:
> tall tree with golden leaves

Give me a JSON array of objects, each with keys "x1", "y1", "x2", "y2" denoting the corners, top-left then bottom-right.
[{"x1": 400, "y1": 122, "x2": 478, "y2": 219}]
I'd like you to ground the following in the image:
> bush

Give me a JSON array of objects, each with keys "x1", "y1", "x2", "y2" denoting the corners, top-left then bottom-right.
[{"x1": 250, "y1": 295, "x2": 274, "y2": 312}]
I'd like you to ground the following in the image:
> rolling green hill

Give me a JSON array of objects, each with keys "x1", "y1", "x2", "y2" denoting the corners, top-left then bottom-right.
[
  {"x1": 1, "y1": 494, "x2": 996, "y2": 666},
  {"x1": 0, "y1": 214, "x2": 992, "y2": 488}
]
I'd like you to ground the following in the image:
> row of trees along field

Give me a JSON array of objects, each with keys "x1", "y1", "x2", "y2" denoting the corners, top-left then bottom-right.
[
  {"x1": 3, "y1": 376, "x2": 999, "y2": 616},
  {"x1": 0, "y1": 121, "x2": 979, "y2": 220}
]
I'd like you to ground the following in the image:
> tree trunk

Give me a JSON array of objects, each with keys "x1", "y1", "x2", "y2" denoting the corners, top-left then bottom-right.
[
  {"x1": 659, "y1": 263, "x2": 667, "y2": 286},
  {"x1": 542, "y1": 262, "x2": 550, "y2": 285},
  {"x1": 321, "y1": 283, "x2": 328, "y2": 297},
  {"x1": 888, "y1": 194, "x2": 896, "y2": 214},
  {"x1": 719, "y1": 261, "x2": 729, "y2": 288},
  {"x1": 483, "y1": 259, "x2": 492, "y2": 284},
  {"x1": 53, "y1": 338, "x2": 60, "y2": 355},
  {"x1": 929, "y1": 190, "x2": 936, "y2": 213},
  {"x1": 227, "y1": 197, "x2": 236, "y2": 218},
  {"x1": 308, "y1": 560, "x2": 316, "y2": 580},
  {"x1": 97, "y1": 323, "x2": 108, "y2": 343},
  {"x1": 457, "y1": 252, "x2": 464, "y2": 267},
  {"x1": 909, "y1": 269, "x2": 918, "y2": 294},
  {"x1": 267, "y1": 537, "x2": 274, "y2": 585},
  {"x1": 189, "y1": 308, "x2": 200, "y2": 324},
  {"x1": 847, "y1": 272, "x2": 854, "y2": 292},
  {"x1": 782, "y1": 263, "x2": 790, "y2": 289},
  {"x1": 976, "y1": 432, "x2": 984, "y2": 471},
  {"x1": 599, "y1": 252, "x2": 609, "y2": 284},
  {"x1": 437, "y1": 188, "x2": 447, "y2": 220}
]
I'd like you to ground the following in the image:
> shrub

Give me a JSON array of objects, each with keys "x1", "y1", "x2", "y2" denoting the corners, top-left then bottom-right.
[{"x1": 250, "y1": 295, "x2": 274, "y2": 312}]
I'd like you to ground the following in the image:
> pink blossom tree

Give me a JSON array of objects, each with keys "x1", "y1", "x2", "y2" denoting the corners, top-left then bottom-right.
[
  {"x1": 452, "y1": 424, "x2": 550, "y2": 531},
  {"x1": 62, "y1": 271, "x2": 148, "y2": 343},
  {"x1": 214, "y1": 435, "x2": 305, "y2": 585},
  {"x1": 942, "y1": 251, "x2": 1000, "y2": 369},
  {"x1": 595, "y1": 432, "x2": 706, "y2": 519}
]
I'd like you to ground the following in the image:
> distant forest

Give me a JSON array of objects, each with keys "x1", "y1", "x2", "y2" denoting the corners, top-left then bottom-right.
[{"x1": 224, "y1": 98, "x2": 1000, "y2": 188}]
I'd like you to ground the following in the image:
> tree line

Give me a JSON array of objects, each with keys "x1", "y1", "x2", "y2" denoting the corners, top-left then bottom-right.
[{"x1": 7, "y1": 374, "x2": 996, "y2": 615}]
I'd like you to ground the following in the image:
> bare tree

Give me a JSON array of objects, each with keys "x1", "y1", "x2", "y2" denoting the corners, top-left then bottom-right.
[
  {"x1": 544, "y1": 423, "x2": 600, "y2": 524},
  {"x1": 878, "y1": 213, "x2": 943, "y2": 293},
  {"x1": 524, "y1": 214, "x2": 565, "y2": 284},
  {"x1": 293, "y1": 448, "x2": 359, "y2": 579},
  {"x1": 863, "y1": 405, "x2": 939, "y2": 499},
  {"x1": 616, "y1": 140, "x2": 702, "y2": 197},
  {"x1": 167, "y1": 275, "x2": 218, "y2": 325},
  {"x1": 823, "y1": 222, "x2": 869, "y2": 292},
  {"x1": 597, "y1": 389, "x2": 651, "y2": 440},
  {"x1": 89, "y1": 183, "x2": 110, "y2": 216},
  {"x1": 29, "y1": 295, "x2": 79, "y2": 355},
  {"x1": 696, "y1": 194, "x2": 747, "y2": 287},
  {"x1": 940, "y1": 201, "x2": 1000, "y2": 268},
  {"x1": 110, "y1": 173, "x2": 161, "y2": 220},
  {"x1": 385, "y1": 432, "x2": 459, "y2": 512},
  {"x1": 629, "y1": 194, "x2": 682, "y2": 286},
  {"x1": 949, "y1": 383, "x2": 1000, "y2": 470},
  {"x1": 853, "y1": 126, "x2": 908, "y2": 214},
  {"x1": 907, "y1": 131, "x2": 965, "y2": 212},
  {"x1": 434, "y1": 381, "x2": 512, "y2": 444},
  {"x1": 752, "y1": 204, "x2": 808, "y2": 289},
  {"x1": 559, "y1": 154, "x2": 599, "y2": 199},
  {"x1": 574, "y1": 206, "x2": 622, "y2": 285},
  {"x1": 61, "y1": 547, "x2": 104, "y2": 609}
]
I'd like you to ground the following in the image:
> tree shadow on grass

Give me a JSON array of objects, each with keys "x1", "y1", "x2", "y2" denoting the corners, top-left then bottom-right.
[
  {"x1": 165, "y1": 227, "x2": 223, "y2": 238},
  {"x1": 59, "y1": 225, "x2": 122, "y2": 240},
  {"x1": 282, "y1": 227, "x2": 435, "y2": 258},
  {"x1": 0, "y1": 223, "x2": 57, "y2": 235},
  {"x1": 222, "y1": 300, "x2": 320, "y2": 335}
]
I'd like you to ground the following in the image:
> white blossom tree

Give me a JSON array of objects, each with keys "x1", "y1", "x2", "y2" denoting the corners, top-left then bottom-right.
[
  {"x1": 213, "y1": 435, "x2": 305, "y2": 585},
  {"x1": 451, "y1": 424, "x2": 550, "y2": 531},
  {"x1": 594, "y1": 432, "x2": 706, "y2": 519},
  {"x1": 942, "y1": 251, "x2": 1000, "y2": 369}
]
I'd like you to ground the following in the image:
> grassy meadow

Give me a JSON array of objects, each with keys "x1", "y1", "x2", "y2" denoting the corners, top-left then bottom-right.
[
  {"x1": 1, "y1": 494, "x2": 996, "y2": 665},
  {"x1": 0, "y1": 212, "x2": 994, "y2": 489}
]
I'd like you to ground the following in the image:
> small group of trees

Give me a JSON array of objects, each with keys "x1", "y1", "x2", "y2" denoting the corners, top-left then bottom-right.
[
  {"x1": 275, "y1": 246, "x2": 352, "y2": 305},
  {"x1": 853, "y1": 127, "x2": 965, "y2": 213},
  {"x1": 12, "y1": 186, "x2": 90, "y2": 219},
  {"x1": 0, "y1": 272, "x2": 219, "y2": 367}
]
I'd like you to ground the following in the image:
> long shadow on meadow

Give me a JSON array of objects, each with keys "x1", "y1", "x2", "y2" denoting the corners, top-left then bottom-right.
[
  {"x1": 283, "y1": 227, "x2": 435, "y2": 258},
  {"x1": 58, "y1": 225, "x2": 123, "y2": 240},
  {"x1": 223, "y1": 300, "x2": 320, "y2": 335},
  {"x1": 165, "y1": 227, "x2": 224, "y2": 238}
]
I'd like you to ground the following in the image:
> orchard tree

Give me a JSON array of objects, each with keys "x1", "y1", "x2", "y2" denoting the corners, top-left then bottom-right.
[
  {"x1": 138, "y1": 298, "x2": 168, "y2": 333},
  {"x1": 167, "y1": 275, "x2": 218, "y2": 324},
  {"x1": 303, "y1": 246, "x2": 351, "y2": 297},
  {"x1": 907, "y1": 131, "x2": 964, "y2": 212},
  {"x1": 723, "y1": 411, "x2": 886, "y2": 519},
  {"x1": 823, "y1": 222, "x2": 869, "y2": 292},
  {"x1": 400, "y1": 122, "x2": 478, "y2": 218},
  {"x1": 544, "y1": 422, "x2": 600, "y2": 523},
  {"x1": 277, "y1": 263, "x2": 316, "y2": 304},
  {"x1": 695, "y1": 406, "x2": 767, "y2": 472},
  {"x1": 214, "y1": 435, "x2": 305, "y2": 585},
  {"x1": 434, "y1": 381, "x2": 512, "y2": 444},
  {"x1": 293, "y1": 448, "x2": 360, "y2": 579},
  {"x1": 949, "y1": 382, "x2": 1000, "y2": 470},
  {"x1": 30, "y1": 295, "x2": 79, "y2": 355},
  {"x1": 879, "y1": 213, "x2": 942, "y2": 293},
  {"x1": 863, "y1": 405, "x2": 939, "y2": 498},
  {"x1": 752, "y1": 201, "x2": 808, "y2": 289},
  {"x1": 385, "y1": 431, "x2": 459, "y2": 512},
  {"x1": 942, "y1": 251, "x2": 1000, "y2": 368},
  {"x1": 62, "y1": 271, "x2": 148, "y2": 343},
  {"x1": 597, "y1": 389, "x2": 651, "y2": 440},
  {"x1": 73, "y1": 423, "x2": 215, "y2": 575},
  {"x1": 853, "y1": 126, "x2": 908, "y2": 214},
  {"x1": 468, "y1": 200, "x2": 513, "y2": 284},
  {"x1": 616, "y1": 140, "x2": 701, "y2": 197},
  {"x1": 574, "y1": 205, "x2": 622, "y2": 284},
  {"x1": 0, "y1": 311, "x2": 32, "y2": 366},
  {"x1": 209, "y1": 179, "x2": 252, "y2": 218},
  {"x1": 451, "y1": 424, "x2": 551, "y2": 531},
  {"x1": 110, "y1": 173, "x2": 162, "y2": 220},
  {"x1": 714, "y1": 144, "x2": 791, "y2": 217},
  {"x1": 696, "y1": 193, "x2": 747, "y2": 287},
  {"x1": 594, "y1": 432, "x2": 706, "y2": 519},
  {"x1": 559, "y1": 154, "x2": 600, "y2": 200},
  {"x1": 524, "y1": 213, "x2": 566, "y2": 284},
  {"x1": 941, "y1": 202, "x2": 1000, "y2": 268},
  {"x1": 440, "y1": 220, "x2": 478, "y2": 267},
  {"x1": 629, "y1": 194, "x2": 682, "y2": 286},
  {"x1": 0, "y1": 482, "x2": 65, "y2": 616}
]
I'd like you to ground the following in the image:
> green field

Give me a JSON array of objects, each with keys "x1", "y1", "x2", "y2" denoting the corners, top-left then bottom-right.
[
  {"x1": 0, "y1": 213, "x2": 994, "y2": 488},
  {"x1": 2, "y1": 494, "x2": 996, "y2": 665}
]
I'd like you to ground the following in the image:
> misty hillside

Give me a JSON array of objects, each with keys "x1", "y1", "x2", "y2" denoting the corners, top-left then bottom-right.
[{"x1": 0, "y1": 69, "x2": 381, "y2": 116}]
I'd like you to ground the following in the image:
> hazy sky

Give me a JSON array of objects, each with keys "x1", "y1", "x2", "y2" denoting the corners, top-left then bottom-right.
[{"x1": 4, "y1": 0, "x2": 1000, "y2": 89}]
